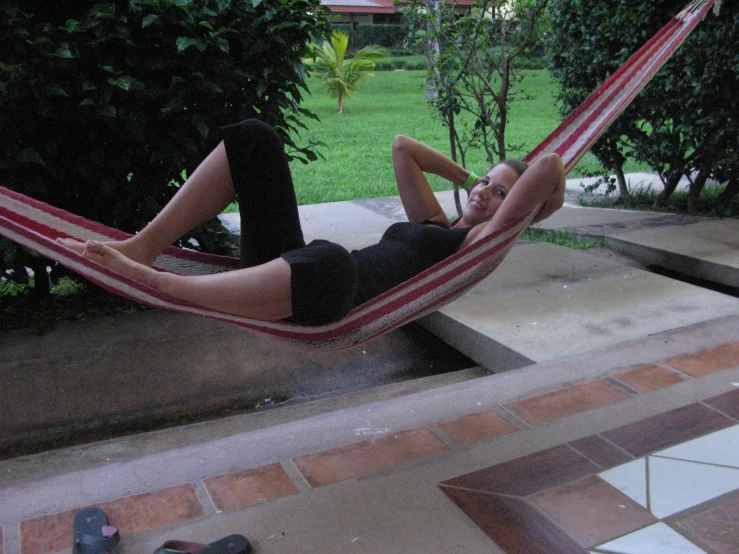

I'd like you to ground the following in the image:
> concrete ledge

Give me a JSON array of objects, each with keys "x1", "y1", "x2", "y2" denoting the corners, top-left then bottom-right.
[
  {"x1": 606, "y1": 219, "x2": 739, "y2": 290},
  {"x1": 420, "y1": 242, "x2": 739, "y2": 367}
]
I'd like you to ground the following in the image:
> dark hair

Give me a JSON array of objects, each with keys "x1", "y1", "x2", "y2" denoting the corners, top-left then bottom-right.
[{"x1": 498, "y1": 159, "x2": 529, "y2": 178}]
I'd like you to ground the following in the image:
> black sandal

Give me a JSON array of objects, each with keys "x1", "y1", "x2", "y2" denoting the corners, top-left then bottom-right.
[
  {"x1": 72, "y1": 507, "x2": 120, "y2": 554},
  {"x1": 154, "y1": 534, "x2": 251, "y2": 554}
]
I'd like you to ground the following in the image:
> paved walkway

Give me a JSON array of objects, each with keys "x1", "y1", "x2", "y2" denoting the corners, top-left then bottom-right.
[{"x1": 1, "y1": 176, "x2": 738, "y2": 554}]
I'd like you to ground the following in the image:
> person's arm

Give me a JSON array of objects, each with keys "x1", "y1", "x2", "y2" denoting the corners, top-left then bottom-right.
[
  {"x1": 467, "y1": 153, "x2": 565, "y2": 244},
  {"x1": 392, "y1": 135, "x2": 478, "y2": 225}
]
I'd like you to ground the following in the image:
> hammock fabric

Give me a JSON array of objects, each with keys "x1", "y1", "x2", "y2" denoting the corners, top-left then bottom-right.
[{"x1": 0, "y1": 0, "x2": 714, "y2": 351}]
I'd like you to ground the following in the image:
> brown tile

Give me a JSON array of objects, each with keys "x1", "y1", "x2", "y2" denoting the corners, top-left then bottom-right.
[
  {"x1": 441, "y1": 445, "x2": 598, "y2": 497},
  {"x1": 675, "y1": 490, "x2": 739, "y2": 554},
  {"x1": 612, "y1": 364, "x2": 686, "y2": 393},
  {"x1": 703, "y1": 388, "x2": 739, "y2": 420},
  {"x1": 504, "y1": 379, "x2": 633, "y2": 425},
  {"x1": 568, "y1": 435, "x2": 633, "y2": 469},
  {"x1": 20, "y1": 484, "x2": 204, "y2": 554},
  {"x1": 530, "y1": 475, "x2": 657, "y2": 548},
  {"x1": 439, "y1": 487, "x2": 585, "y2": 554},
  {"x1": 203, "y1": 462, "x2": 300, "y2": 511},
  {"x1": 602, "y1": 403, "x2": 734, "y2": 457},
  {"x1": 292, "y1": 426, "x2": 449, "y2": 488},
  {"x1": 438, "y1": 410, "x2": 520, "y2": 446},
  {"x1": 664, "y1": 341, "x2": 739, "y2": 377}
]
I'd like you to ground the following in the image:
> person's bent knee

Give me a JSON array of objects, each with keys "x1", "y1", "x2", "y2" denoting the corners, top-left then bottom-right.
[{"x1": 240, "y1": 118, "x2": 282, "y2": 144}]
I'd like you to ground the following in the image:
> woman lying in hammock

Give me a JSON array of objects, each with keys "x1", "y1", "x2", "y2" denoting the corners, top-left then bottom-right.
[{"x1": 58, "y1": 119, "x2": 565, "y2": 325}]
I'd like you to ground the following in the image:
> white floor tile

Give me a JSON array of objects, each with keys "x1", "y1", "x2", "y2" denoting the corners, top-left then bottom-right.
[
  {"x1": 648, "y1": 456, "x2": 739, "y2": 518},
  {"x1": 595, "y1": 522, "x2": 707, "y2": 553},
  {"x1": 599, "y1": 458, "x2": 648, "y2": 508},
  {"x1": 654, "y1": 424, "x2": 739, "y2": 468}
]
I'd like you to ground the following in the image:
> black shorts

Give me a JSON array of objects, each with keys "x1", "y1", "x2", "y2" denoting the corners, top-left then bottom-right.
[{"x1": 281, "y1": 240, "x2": 358, "y2": 326}]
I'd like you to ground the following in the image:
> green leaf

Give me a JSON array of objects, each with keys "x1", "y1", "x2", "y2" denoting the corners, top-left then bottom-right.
[
  {"x1": 161, "y1": 97, "x2": 183, "y2": 116},
  {"x1": 192, "y1": 114, "x2": 209, "y2": 137},
  {"x1": 215, "y1": 37, "x2": 229, "y2": 53},
  {"x1": 64, "y1": 19, "x2": 79, "y2": 32},
  {"x1": 26, "y1": 37, "x2": 53, "y2": 47},
  {"x1": 108, "y1": 76, "x2": 134, "y2": 91},
  {"x1": 52, "y1": 46, "x2": 77, "y2": 59},
  {"x1": 43, "y1": 84, "x2": 68, "y2": 97},
  {"x1": 16, "y1": 149, "x2": 45, "y2": 165},
  {"x1": 252, "y1": 0, "x2": 263, "y2": 8},
  {"x1": 198, "y1": 21, "x2": 214, "y2": 30},
  {"x1": 176, "y1": 37, "x2": 197, "y2": 52},
  {"x1": 100, "y1": 65, "x2": 116, "y2": 74},
  {"x1": 79, "y1": 98, "x2": 96, "y2": 106},
  {"x1": 142, "y1": 14, "x2": 158, "y2": 29},
  {"x1": 0, "y1": 62, "x2": 22, "y2": 72}
]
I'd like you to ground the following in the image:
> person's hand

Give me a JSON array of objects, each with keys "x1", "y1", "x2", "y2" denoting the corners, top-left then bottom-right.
[{"x1": 531, "y1": 183, "x2": 564, "y2": 223}]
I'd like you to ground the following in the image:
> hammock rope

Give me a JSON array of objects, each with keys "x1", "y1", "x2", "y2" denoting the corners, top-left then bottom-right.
[{"x1": 0, "y1": 0, "x2": 714, "y2": 351}]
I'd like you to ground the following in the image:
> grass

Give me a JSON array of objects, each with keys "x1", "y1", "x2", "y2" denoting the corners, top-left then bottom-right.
[
  {"x1": 225, "y1": 69, "x2": 648, "y2": 212},
  {"x1": 521, "y1": 228, "x2": 605, "y2": 249}
]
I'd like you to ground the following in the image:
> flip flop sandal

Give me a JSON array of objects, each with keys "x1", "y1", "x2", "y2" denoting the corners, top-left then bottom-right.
[
  {"x1": 154, "y1": 534, "x2": 251, "y2": 554},
  {"x1": 72, "y1": 507, "x2": 120, "y2": 554}
]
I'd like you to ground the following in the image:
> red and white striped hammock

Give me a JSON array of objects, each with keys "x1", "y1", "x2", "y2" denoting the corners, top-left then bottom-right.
[{"x1": 0, "y1": 0, "x2": 714, "y2": 351}]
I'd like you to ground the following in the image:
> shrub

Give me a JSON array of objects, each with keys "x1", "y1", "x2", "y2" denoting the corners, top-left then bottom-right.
[{"x1": 0, "y1": 0, "x2": 328, "y2": 295}]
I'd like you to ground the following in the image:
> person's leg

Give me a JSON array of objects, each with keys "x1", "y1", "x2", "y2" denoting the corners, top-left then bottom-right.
[
  {"x1": 220, "y1": 119, "x2": 305, "y2": 267},
  {"x1": 58, "y1": 141, "x2": 236, "y2": 266},
  {"x1": 81, "y1": 240, "x2": 294, "y2": 320}
]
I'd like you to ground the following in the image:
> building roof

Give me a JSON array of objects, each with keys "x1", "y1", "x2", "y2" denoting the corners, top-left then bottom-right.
[
  {"x1": 321, "y1": 0, "x2": 474, "y2": 15},
  {"x1": 321, "y1": 0, "x2": 395, "y2": 14}
]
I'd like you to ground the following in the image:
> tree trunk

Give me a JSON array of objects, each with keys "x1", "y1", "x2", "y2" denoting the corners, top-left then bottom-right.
[
  {"x1": 655, "y1": 171, "x2": 682, "y2": 206},
  {"x1": 716, "y1": 177, "x2": 738, "y2": 211},
  {"x1": 30, "y1": 258, "x2": 51, "y2": 301},
  {"x1": 424, "y1": 0, "x2": 441, "y2": 102},
  {"x1": 687, "y1": 169, "x2": 709, "y2": 214},
  {"x1": 614, "y1": 164, "x2": 630, "y2": 200},
  {"x1": 447, "y1": 116, "x2": 464, "y2": 217},
  {"x1": 337, "y1": 94, "x2": 344, "y2": 114}
]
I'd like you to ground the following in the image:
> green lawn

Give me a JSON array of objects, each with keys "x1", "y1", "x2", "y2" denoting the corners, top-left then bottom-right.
[{"x1": 228, "y1": 69, "x2": 647, "y2": 210}]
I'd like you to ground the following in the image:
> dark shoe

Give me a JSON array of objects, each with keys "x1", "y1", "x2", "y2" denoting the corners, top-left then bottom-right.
[
  {"x1": 154, "y1": 534, "x2": 251, "y2": 554},
  {"x1": 72, "y1": 507, "x2": 120, "y2": 554}
]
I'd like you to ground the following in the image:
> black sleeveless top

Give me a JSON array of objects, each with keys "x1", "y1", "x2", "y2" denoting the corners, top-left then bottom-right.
[{"x1": 351, "y1": 221, "x2": 472, "y2": 304}]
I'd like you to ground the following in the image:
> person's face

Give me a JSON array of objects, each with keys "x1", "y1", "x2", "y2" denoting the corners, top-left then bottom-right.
[{"x1": 462, "y1": 164, "x2": 519, "y2": 225}]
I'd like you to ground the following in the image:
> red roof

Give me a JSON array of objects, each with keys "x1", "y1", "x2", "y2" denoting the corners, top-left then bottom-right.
[
  {"x1": 321, "y1": 0, "x2": 395, "y2": 14},
  {"x1": 321, "y1": 0, "x2": 473, "y2": 14}
]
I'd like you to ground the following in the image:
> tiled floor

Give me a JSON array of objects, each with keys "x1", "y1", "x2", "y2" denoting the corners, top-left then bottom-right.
[
  {"x1": 440, "y1": 388, "x2": 739, "y2": 554},
  {"x1": 7, "y1": 340, "x2": 739, "y2": 554}
]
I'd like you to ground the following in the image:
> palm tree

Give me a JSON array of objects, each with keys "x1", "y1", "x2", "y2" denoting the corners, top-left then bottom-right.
[{"x1": 312, "y1": 31, "x2": 389, "y2": 114}]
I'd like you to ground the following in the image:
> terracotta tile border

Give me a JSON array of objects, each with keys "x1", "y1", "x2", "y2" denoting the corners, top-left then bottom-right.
[
  {"x1": 292, "y1": 426, "x2": 450, "y2": 488},
  {"x1": 203, "y1": 462, "x2": 300, "y2": 512},
  {"x1": 503, "y1": 379, "x2": 634, "y2": 426},
  {"x1": 612, "y1": 364, "x2": 686, "y2": 393},
  {"x1": 662, "y1": 341, "x2": 739, "y2": 377}
]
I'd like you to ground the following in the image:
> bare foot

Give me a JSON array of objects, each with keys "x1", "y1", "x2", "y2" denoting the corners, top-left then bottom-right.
[
  {"x1": 79, "y1": 241, "x2": 159, "y2": 287},
  {"x1": 56, "y1": 237, "x2": 159, "y2": 267}
]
